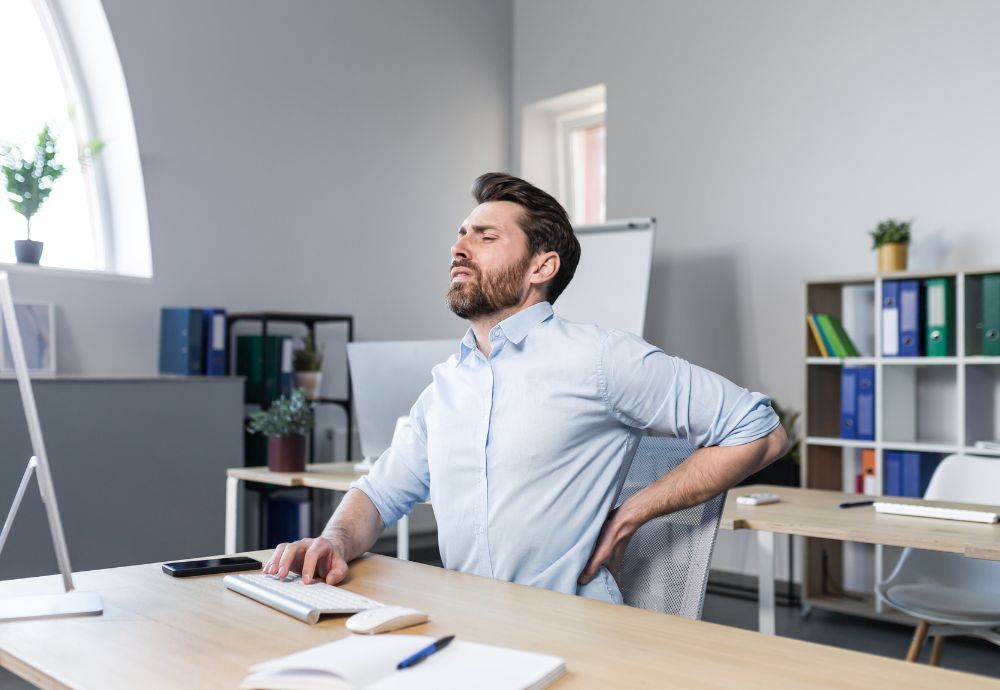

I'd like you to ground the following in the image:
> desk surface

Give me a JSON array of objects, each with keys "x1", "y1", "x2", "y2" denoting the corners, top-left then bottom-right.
[
  {"x1": 1, "y1": 552, "x2": 998, "y2": 689},
  {"x1": 725, "y1": 484, "x2": 1000, "y2": 560}
]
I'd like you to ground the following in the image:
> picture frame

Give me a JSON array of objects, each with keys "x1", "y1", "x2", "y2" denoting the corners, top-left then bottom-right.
[{"x1": 0, "y1": 300, "x2": 57, "y2": 375}]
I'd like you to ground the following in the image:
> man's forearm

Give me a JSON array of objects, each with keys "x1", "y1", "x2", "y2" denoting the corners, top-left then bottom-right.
[
  {"x1": 619, "y1": 425, "x2": 787, "y2": 529},
  {"x1": 320, "y1": 488, "x2": 386, "y2": 561}
]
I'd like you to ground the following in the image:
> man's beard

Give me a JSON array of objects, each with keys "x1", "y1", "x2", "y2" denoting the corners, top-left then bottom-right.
[{"x1": 446, "y1": 254, "x2": 531, "y2": 320}]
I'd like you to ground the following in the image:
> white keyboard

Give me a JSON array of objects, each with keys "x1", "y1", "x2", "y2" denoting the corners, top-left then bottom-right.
[
  {"x1": 224, "y1": 573, "x2": 384, "y2": 624},
  {"x1": 873, "y1": 502, "x2": 1000, "y2": 524}
]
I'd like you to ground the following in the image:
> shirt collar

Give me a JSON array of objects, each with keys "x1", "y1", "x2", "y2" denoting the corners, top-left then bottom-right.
[{"x1": 456, "y1": 301, "x2": 554, "y2": 365}]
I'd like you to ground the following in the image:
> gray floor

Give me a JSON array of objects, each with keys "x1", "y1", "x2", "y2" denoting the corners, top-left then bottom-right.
[{"x1": 702, "y1": 592, "x2": 1000, "y2": 679}]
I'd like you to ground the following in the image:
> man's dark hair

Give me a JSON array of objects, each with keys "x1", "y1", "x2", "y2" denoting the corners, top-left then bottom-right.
[{"x1": 471, "y1": 172, "x2": 581, "y2": 304}]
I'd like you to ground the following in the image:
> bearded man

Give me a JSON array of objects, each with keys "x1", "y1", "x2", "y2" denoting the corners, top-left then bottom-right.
[{"x1": 265, "y1": 172, "x2": 786, "y2": 603}]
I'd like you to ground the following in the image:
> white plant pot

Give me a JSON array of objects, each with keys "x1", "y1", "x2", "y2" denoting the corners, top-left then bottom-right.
[{"x1": 294, "y1": 371, "x2": 323, "y2": 400}]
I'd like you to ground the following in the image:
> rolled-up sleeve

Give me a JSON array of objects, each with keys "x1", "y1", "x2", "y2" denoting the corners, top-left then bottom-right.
[
  {"x1": 351, "y1": 391, "x2": 431, "y2": 530},
  {"x1": 598, "y1": 330, "x2": 780, "y2": 447}
]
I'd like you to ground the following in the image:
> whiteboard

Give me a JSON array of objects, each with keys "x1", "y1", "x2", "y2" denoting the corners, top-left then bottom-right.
[{"x1": 552, "y1": 218, "x2": 655, "y2": 336}]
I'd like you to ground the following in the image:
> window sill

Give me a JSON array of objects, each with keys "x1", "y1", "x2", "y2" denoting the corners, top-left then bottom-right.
[{"x1": 0, "y1": 260, "x2": 152, "y2": 284}]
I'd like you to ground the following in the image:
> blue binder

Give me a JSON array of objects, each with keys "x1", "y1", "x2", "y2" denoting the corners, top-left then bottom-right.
[
  {"x1": 159, "y1": 308, "x2": 204, "y2": 375},
  {"x1": 901, "y1": 452, "x2": 939, "y2": 498},
  {"x1": 840, "y1": 368, "x2": 858, "y2": 439},
  {"x1": 202, "y1": 308, "x2": 227, "y2": 376},
  {"x1": 882, "y1": 281, "x2": 900, "y2": 356},
  {"x1": 856, "y1": 366, "x2": 875, "y2": 441},
  {"x1": 898, "y1": 280, "x2": 921, "y2": 356},
  {"x1": 883, "y1": 451, "x2": 903, "y2": 496}
]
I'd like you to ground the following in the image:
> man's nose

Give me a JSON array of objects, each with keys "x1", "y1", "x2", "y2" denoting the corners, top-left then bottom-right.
[{"x1": 451, "y1": 235, "x2": 470, "y2": 260}]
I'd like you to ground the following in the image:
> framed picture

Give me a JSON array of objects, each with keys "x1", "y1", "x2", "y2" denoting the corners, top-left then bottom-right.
[{"x1": 0, "y1": 300, "x2": 57, "y2": 375}]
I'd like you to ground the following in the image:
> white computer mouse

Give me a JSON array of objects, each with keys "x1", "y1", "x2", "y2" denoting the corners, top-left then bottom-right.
[{"x1": 345, "y1": 606, "x2": 429, "y2": 634}]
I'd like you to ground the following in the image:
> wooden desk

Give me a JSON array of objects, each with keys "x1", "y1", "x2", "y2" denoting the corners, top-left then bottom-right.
[
  {"x1": 225, "y1": 464, "x2": 417, "y2": 559},
  {"x1": 1, "y1": 552, "x2": 997, "y2": 689},
  {"x1": 721, "y1": 484, "x2": 1000, "y2": 634}
]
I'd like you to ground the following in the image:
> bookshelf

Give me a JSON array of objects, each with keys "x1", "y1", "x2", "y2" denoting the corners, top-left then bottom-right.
[{"x1": 803, "y1": 266, "x2": 1000, "y2": 622}]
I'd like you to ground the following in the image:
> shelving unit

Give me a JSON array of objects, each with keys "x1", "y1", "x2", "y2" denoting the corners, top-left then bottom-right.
[
  {"x1": 226, "y1": 311, "x2": 354, "y2": 549},
  {"x1": 802, "y1": 266, "x2": 1000, "y2": 622}
]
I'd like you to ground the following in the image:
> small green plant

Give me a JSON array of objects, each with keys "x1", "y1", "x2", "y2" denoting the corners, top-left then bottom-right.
[
  {"x1": 292, "y1": 333, "x2": 324, "y2": 372},
  {"x1": 247, "y1": 388, "x2": 314, "y2": 437},
  {"x1": 869, "y1": 218, "x2": 911, "y2": 249},
  {"x1": 0, "y1": 124, "x2": 103, "y2": 240},
  {"x1": 771, "y1": 399, "x2": 801, "y2": 465}
]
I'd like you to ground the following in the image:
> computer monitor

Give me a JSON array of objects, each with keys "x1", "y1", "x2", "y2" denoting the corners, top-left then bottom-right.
[
  {"x1": 347, "y1": 339, "x2": 456, "y2": 463},
  {"x1": 0, "y1": 271, "x2": 101, "y2": 620}
]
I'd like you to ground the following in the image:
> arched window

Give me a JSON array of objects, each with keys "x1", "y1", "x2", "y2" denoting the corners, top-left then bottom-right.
[{"x1": 0, "y1": 0, "x2": 151, "y2": 277}]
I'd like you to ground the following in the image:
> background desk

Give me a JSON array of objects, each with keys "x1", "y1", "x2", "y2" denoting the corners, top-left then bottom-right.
[
  {"x1": 2, "y1": 552, "x2": 998, "y2": 689},
  {"x1": 225, "y1": 464, "x2": 416, "y2": 558},
  {"x1": 722, "y1": 484, "x2": 1000, "y2": 635}
]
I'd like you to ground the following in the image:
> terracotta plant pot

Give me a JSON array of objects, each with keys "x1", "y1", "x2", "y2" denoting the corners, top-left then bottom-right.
[
  {"x1": 294, "y1": 371, "x2": 323, "y2": 400},
  {"x1": 14, "y1": 239, "x2": 44, "y2": 264},
  {"x1": 877, "y1": 243, "x2": 907, "y2": 273},
  {"x1": 267, "y1": 434, "x2": 307, "y2": 472}
]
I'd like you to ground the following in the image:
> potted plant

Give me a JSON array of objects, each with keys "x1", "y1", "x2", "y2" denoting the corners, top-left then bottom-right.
[
  {"x1": 870, "y1": 218, "x2": 911, "y2": 273},
  {"x1": 292, "y1": 333, "x2": 325, "y2": 400},
  {"x1": 247, "y1": 388, "x2": 314, "y2": 472},
  {"x1": 1, "y1": 124, "x2": 103, "y2": 264}
]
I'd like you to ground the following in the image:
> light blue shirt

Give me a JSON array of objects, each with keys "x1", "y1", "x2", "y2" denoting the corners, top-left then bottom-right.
[{"x1": 353, "y1": 301, "x2": 779, "y2": 603}]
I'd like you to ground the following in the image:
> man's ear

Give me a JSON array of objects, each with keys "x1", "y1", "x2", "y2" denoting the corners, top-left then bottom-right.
[{"x1": 529, "y1": 251, "x2": 560, "y2": 288}]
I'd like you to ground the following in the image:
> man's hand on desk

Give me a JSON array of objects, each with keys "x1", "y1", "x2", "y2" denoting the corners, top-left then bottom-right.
[{"x1": 263, "y1": 536, "x2": 350, "y2": 585}]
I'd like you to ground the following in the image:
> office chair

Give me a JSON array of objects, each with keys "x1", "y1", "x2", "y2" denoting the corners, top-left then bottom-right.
[
  {"x1": 875, "y1": 454, "x2": 1000, "y2": 665},
  {"x1": 615, "y1": 434, "x2": 726, "y2": 619}
]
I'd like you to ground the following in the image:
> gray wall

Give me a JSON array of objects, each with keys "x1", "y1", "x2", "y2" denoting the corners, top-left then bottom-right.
[
  {"x1": 9, "y1": 0, "x2": 512, "y2": 373},
  {"x1": 0, "y1": 379, "x2": 242, "y2": 579},
  {"x1": 512, "y1": 0, "x2": 1000, "y2": 576}
]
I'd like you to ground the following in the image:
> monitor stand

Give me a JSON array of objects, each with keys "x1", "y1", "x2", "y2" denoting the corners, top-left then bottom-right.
[{"x1": 0, "y1": 457, "x2": 102, "y2": 621}]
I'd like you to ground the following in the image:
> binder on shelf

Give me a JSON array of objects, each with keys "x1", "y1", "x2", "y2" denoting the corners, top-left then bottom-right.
[
  {"x1": 855, "y1": 366, "x2": 875, "y2": 441},
  {"x1": 924, "y1": 279, "x2": 953, "y2": 357},
  {"x1": 901, "y1": 452, "x2": 940, "y2": 498},
  {"x1": 280, "y1": 338, "x2": 294, "y2": 396},
  {"x1": 807, "y1": 314, "x2": 830, "y2": 357},
  {"x1": 881, "y1": 281, "x2": 900, "y2": 356},
  {"x1": 202, "y1": 308, "x2": 227, "y2": 375},
  {"x1": 236, "y1": 335, "x2": 289, "y2": 403},
  {"x1": 821, "y1": 314, "x2": 860, "y2": 357},
  {"x1": 159, "y1": 308, "x2": 204, "y2": 375},
  {"x1": 861, "y1": 449, "x2": 877, "y2": 495},
  {"x1": 898, "y1": 280, "x2": 921, "y2": 356},
  {"x1": 985, "y1": 274, "x2": 1000, "y2": 356},
  {"x1": 840, "y1": 367, "x2": 858, "y2": 439},
  {"x1": 266, "y1": 492, "x2": 311, "y2": 547},
  {"x1": 883, "y1": 451, "x2": 903, "y2": 496}
]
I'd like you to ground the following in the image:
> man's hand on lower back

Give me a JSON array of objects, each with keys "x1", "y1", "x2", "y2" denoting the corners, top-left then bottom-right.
[{"x1": 578, "y1": 506, "x2": 638, "y2": 587}]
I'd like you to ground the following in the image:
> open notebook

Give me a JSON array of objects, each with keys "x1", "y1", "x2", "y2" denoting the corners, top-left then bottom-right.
[{"x1": 241, "y1": 634, "x2": 566, "y2": 690}]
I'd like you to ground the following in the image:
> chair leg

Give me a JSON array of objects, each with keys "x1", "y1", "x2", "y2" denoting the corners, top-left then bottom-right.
[
  {"x1": 929, "y1": 636, "x2": 945, "y2": 666},
  {"x1": 906, "y1": 621, "x2": 929, "y2": 662}
]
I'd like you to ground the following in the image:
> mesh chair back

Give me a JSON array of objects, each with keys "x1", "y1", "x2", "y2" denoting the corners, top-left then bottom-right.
[{"x1": 615, "y1": 435, "x2": 725, "y2": 619}]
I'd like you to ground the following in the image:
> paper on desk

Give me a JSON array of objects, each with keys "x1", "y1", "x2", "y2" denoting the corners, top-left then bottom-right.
[{"x1": 242, "y1": 634, "x2": 565, "y2": 690}]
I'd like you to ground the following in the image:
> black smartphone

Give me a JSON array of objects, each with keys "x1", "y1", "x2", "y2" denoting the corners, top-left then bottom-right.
[{"x1": 161, "y1": 556, "x2": 262, "y2": 577}]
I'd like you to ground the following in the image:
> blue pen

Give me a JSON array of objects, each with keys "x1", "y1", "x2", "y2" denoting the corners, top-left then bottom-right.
[
  {"x1": 397, "y1": 635, "x2": 455, "y2": 670},
  {"x1": 839, "y1": 500, "x2": 874, "y2": 508}
]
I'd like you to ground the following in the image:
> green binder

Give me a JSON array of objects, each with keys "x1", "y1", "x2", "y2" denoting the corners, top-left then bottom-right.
[
  {"x1": 924, "y1": 278, "x2": 954, "y2": 357},
  {"x1": 236, "y1": 335, "x2": 287, "y2": 403},
  {"x1": 816, "y1": 314, "x2": 860, "y2": 357},
  {"x1": 985, "y1": 274, "x2": 1000, "y2": 356}
]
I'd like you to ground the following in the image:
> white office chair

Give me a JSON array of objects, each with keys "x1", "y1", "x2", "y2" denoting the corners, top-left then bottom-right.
[
  {"x1": 875, "y1": 454, "x2": 1000, "y2": 665},
  {"x1": 615, "y1": 434, "x2": 726, "y2": 619}
]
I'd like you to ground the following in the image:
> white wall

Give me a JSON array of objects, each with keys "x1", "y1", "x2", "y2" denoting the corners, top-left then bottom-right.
[
  {"x1": 6, "y1": 0, "x2": 512, "y2": 373},
  {"x1": 513, "y1": 0, "x2": 1000, "y2": 577}
]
